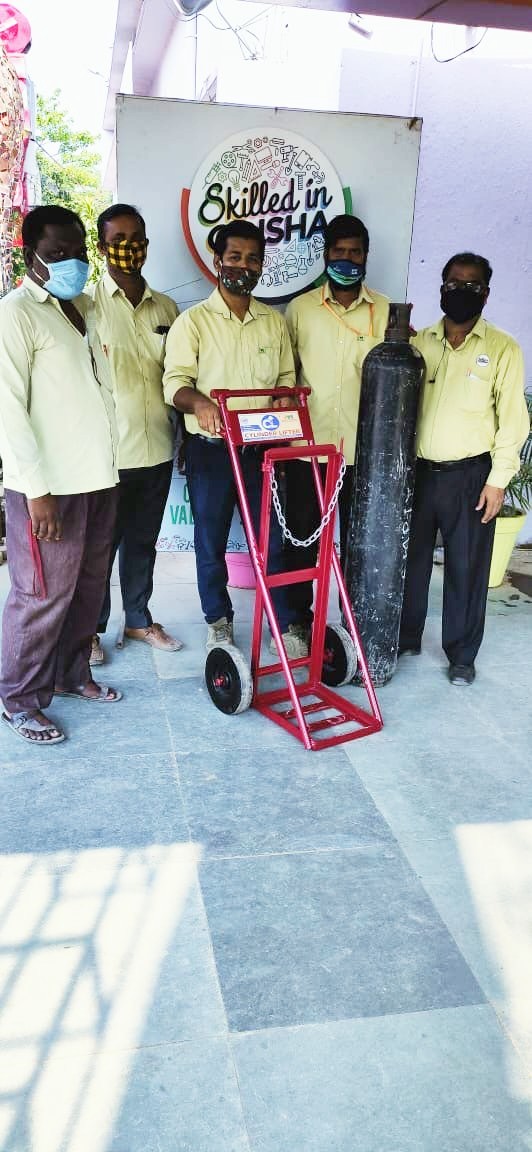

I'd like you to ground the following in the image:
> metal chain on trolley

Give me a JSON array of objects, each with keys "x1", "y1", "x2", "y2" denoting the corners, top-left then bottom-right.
[{"x1": 269, "y1": 457, "x2": 347, "y2": 548}]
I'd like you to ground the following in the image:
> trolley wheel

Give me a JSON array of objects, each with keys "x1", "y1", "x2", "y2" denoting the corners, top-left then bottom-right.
[
  {"x1": 205, "y1": 644, "x2": 253, "y2": 715},
  {"x1": 321, "y1": 623, "x2": 358, "y2": 687}
]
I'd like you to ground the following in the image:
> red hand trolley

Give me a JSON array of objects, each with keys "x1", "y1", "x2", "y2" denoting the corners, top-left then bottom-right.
[{"x1": 204, "y1": 386, "x2": 383, "y2": 751}]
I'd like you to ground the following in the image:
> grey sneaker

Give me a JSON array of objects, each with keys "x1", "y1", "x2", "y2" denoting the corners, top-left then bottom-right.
[
  {"x1": 269, "y1": 623, "x2": 309, "y2": 659},
  {"x1": 206, "y1": 617, "x2": 234, "y2": 650}
]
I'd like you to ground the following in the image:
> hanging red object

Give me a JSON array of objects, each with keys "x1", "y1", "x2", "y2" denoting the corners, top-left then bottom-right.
[{"x1": 0, "y1": 5, "x2": 31, "y2": 55}]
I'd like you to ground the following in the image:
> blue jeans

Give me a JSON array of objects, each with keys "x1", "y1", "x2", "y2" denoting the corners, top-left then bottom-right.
[{"x1": 185, "y1": 435, "x2": 294, "y2": 630}]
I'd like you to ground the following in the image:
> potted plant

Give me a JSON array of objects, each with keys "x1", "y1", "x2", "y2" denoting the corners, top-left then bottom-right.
[{"x1": 489, "y1": 395, "x2": 532, "y2": 588}]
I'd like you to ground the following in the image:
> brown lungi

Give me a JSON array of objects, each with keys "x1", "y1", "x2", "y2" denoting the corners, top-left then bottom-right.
[{"x1": 0, "y1": 488, "x2": 118, "y2": 713}]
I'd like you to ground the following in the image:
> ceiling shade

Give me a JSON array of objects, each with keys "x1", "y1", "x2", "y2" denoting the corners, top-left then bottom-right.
[{"x1": 252, "y1": 0, "x2": 532, "y2": 32}]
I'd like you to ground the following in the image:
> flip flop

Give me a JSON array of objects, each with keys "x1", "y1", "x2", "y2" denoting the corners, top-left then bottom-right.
[
  {"x1": 55, "y1": 684, "x2": 123, "y2": 703},
  {"x1": 1, "y1": 710, "x2": 65, "y2": 744}
]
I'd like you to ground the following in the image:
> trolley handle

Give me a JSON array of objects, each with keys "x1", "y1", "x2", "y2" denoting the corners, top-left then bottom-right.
[
  {"x1": 211, "y1": 385, "x2": 315, "y2": 448},
  {"x1": 211, "y1": 386, "x2": 311, "y2": 405}
]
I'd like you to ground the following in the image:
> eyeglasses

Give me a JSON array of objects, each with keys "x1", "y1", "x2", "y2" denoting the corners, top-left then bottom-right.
[{"x1": 443, "y1": 280, "x2": 487, "y2": 295}]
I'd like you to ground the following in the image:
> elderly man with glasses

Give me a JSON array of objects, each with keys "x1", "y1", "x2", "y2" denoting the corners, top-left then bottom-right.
[{"x1": 399, "y1": 251, "x2": 529, "y2": 685}]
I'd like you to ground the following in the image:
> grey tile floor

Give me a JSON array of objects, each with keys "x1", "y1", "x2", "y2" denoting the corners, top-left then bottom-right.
[{"x1": 0, "y1": 551, "x2": 531, "y2": 1151}]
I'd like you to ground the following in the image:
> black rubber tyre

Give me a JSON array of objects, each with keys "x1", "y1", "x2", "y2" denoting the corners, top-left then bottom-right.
[
  {"x1": 321, "y1": 623, "x2": 358, "y2": 687},
  {"x1": 205, "y1": 644, "x2": 253, "y2": 715}
]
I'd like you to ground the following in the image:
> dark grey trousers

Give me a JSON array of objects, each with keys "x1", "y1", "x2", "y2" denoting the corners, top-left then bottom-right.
[
  {"x1": 399, "y1": 454, "x2": 495, "y2": 666},
  {"x1": 97, "y1": 460, "x2": 173, "y2": 632}
]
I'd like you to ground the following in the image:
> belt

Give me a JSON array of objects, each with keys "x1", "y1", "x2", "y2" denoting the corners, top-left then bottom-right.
[
  {"x1": 196, "y1": 434, "x2": 262, "y2": 454},
  {"x1": 417, "y1": 452, "x2": 491, "y2": 472}
]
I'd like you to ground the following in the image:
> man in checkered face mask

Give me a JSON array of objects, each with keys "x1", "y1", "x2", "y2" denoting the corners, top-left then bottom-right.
[{"x1": 91, "y1": 204, "x2": 183, "y2": 663}]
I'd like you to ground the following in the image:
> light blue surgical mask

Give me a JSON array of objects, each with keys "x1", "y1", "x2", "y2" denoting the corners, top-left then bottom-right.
[
  {"x1": 327, "y1": 259, "x2": 366, "y2": 288},
  {"x1": 34, "y1": 253, "x2": 89, "y2": 300}
]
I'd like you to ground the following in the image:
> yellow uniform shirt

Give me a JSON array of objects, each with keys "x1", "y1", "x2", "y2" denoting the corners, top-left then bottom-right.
[
  {"x1": 0, "y1": 276, "x2": 119, "y2": 499},
  {"x1": 413, "y1": 318, "x2": 529, "y2": 489},
  {"x1": 163, "y1": 289, "x2": 295, "y2": 435},
  {"x1": 93, "y1": 273, "x2": 179, "y2": 469},
  {"x1": 285, "y1": 282, "x2": 389, "y2": 463}
]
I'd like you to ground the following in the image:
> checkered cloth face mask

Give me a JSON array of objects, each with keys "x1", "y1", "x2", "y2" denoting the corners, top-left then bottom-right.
[{"x1": 106, "y1": 239, "x2": 147, "y2": 273}]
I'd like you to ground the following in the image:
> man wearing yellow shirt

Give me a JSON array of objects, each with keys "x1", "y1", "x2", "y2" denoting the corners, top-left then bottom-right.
[
  {"x1": 163, "y1": 220, "x2": 306, "y2": 658},
  {"x1": 0, "y1": 205, "x2": 121, "y2": 746},
  {"x1": 284, "y1": 214, "x2": 389, "y2": 634},
  {"x1": 400, "y1": 252, "x2": 529, "y2": 685},
  {"x1": 91, "y1": 203, "x2": 182, "y2": 664}
]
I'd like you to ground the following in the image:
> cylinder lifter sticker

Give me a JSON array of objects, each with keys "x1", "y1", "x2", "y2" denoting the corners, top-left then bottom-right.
[{"x1": 238, "y1": 410, "x2": 304, "y2": 442}]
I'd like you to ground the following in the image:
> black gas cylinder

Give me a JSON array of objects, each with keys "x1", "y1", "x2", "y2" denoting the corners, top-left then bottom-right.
[{"x1": 344, "y1": 303, "x2": 425, "y2": 686}]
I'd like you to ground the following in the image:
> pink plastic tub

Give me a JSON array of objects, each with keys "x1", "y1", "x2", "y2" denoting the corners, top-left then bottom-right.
[{"x1": 226, "y1": 551, "x2": 256, "y2": 589}]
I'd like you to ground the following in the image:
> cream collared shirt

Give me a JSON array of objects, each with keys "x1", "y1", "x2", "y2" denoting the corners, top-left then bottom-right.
[
  {"x1": 285, "y1": 282, "x2": 389, "y2": 463},
  {"x1": 163, "y1": 289, "x2": 295, "y2": 436},
  {"x1": 0, "y1": 276, "x2": 119, "y2": 499},
  {"x1": 92, "y1": 273, "x2": 179, "y2": 469},
  {"x1": 413, "y1": 317, "x2": 529, "y2": 488}
]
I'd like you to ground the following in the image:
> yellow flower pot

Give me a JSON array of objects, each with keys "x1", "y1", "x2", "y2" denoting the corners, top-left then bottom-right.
[{"x1": 488, "y1": 513, "x2": 527, "y2": 588}]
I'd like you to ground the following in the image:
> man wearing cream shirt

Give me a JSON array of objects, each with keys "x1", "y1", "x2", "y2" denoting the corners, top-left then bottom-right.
[
  {"x1": 400, "y1": 251, "x2": 529, "y2": 685},
  {"x1": 0, "y1": 205, "x2": 121, "y2": 745},
  {"x1": 284, "y1": 213, "x2": 389, "y2": 639},
  {"x1": 91, "y1": 202, "x2": 181, "y2": 664}
]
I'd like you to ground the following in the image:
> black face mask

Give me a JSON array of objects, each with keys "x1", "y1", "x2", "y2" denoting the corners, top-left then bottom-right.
[{"x1": 441, "y1": 286, "x2": 485, "y2": 324}]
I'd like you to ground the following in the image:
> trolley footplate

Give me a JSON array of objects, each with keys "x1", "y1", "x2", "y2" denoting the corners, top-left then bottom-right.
[{"x1": 255, "y1": 679, "x2": 381, "y2": 752}]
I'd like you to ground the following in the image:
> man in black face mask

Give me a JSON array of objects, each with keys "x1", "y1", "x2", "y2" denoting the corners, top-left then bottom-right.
[
  {"x1": 163, "y1": 220, "x2": 306, "y2": 658},
  {"x1": 400, "y1": 252, "x2": 529, "y2": 685}
]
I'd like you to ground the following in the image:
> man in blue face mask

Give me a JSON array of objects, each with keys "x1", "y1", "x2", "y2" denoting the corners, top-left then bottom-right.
[
  {"x1": 0, "y1": 205, "x2": 122, "y2": 746},
  {"x1": 284, "y1": 214, "x2": 390, "y2": 641}
]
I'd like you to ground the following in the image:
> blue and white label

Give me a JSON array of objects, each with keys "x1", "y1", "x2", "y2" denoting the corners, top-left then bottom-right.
[
  {"x1": 261, "y1": 413, "x2": 280, "y2": 430},
  {"x1": 238, "y1": 409, "x2": 304, "y2": 442},
  {"x1": 476, "y1": 354, "x2": 490, "y2": 367}
]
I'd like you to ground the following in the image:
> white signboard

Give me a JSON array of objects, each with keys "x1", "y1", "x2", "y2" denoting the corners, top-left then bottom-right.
[
  {"x1": 116, "y1": 97, "x2": 421, "y2": 309},
  {"x1": 118, "y1": 98, "x2": 421, "y2": 551},
  {"x1": 156, "y1": 467, "x2": 247, "y2": 554}
]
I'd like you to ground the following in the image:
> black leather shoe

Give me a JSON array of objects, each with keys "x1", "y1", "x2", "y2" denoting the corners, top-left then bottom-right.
[
  {"x1": 398, "y1": 644, "x2": 421, "y2": 657},
  {"x1": 448, "y1": 663, "x2": 475, "y2": 686}
]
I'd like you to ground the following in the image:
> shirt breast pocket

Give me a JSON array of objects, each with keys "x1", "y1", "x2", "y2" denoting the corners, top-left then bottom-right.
[
  {"x1": 461, "y1": 370, "x2": 493, "y2": 413},
  {"x1": 253, "y1": 345, "x2": 278, "y2": 386},
  {"x1": 145, "y1": 331, "x2": 166, "y2": 367}
]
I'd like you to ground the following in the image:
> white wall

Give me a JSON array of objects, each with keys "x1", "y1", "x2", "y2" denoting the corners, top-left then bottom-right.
[
  {"x1": 134, "y1": 8, "x2": 531, "y2": 538},
  {"x1": 339, "y1": 23, "x2": 532, "y2": 371},
  {"x1": 150, "y1": 12, "x2": 196, "y2": 99},
  {"x1": 339, "y1": 21, "x2": 532, "y2": 540},
  {"x1": 147, "y1": 8, "x2": 532, "y2": 370},
  {"x1": 149, "y1": 1, "x2": 345, "y2": 111},
  {"x1": 198, "y1": 3, "x2": 344, "y2": 111}
]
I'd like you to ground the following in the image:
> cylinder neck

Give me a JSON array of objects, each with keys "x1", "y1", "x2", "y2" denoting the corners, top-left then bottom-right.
[{"x1": 384, "y1": 303, "x2": 412, "y2": 342}]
